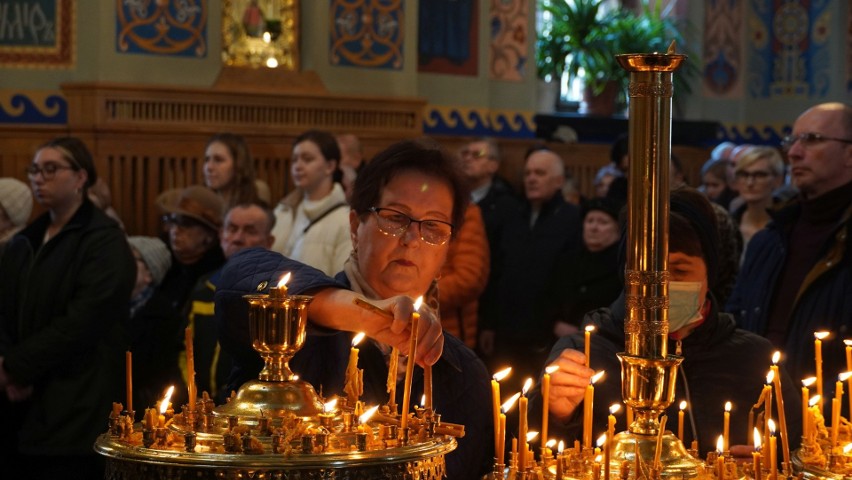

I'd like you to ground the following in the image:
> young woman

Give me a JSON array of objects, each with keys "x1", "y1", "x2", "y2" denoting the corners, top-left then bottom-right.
[{"x1": 203, "y1": 133, "x2": 270, "y2": 208}]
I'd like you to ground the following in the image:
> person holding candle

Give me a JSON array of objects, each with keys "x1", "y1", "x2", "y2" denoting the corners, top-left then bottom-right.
[
  {"x1": 215, "y1": 139, "x2": 493, "y2": 479},
  {"x1": 0, "y1": 137, "x2": 136, "y2": 479},
  {"x1": 530, "y1": 188, "x2": 803, "y2": 458}
]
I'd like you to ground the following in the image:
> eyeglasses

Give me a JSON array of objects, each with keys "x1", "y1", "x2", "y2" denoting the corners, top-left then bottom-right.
[
  {"x1": 460, "y1": 148, "x2": 491, "y2": 160},
  {"x1": 735, "y1": 170, "x2": 774, "y2": 182},
  {"x1": 26, "y1": 162, "x2": 74, "y2": 180},
  {"x1": 368, "y1": 207, "x2": 454, "y2": 246},
  {"x1": 162, "y1": 213, "x2": 205, "y2": 229},
  {"x1": 780, "y1": 132, "x2": 852, "y2": 152}
]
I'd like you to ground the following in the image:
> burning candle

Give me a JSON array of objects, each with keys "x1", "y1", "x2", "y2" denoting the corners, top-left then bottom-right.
[
  {"x1": 345, "y1": 332, "x2": 365, "y2": 403},
  {"x1": 606, "y1": 406, "x2": 619, "y2": 480},
  {"x1": 753, "y1": 427, "x2": 763, "y2": 480},
  {"x1": 584, "y1": 325, "x2": 595, "y2": 367},
  {"x1": 678, "y1": 400, "x2": 687, "y2": 442},
  {"x1": 491, "y1": 367, "x2": 511, "y2": 462},
  {"x1": 125, "y1": 350, "x2": 133, "y2": 414},
  {"x1": 801, "y1": 377, "x2": 816, "y2": 441},
  {"x1": 769, "y1": 352, "x2": 790, "y2": 468},
  {"x1": 526, "y1": 431, "x2": 539, "y2": 469},
  {"x1": 807, "y1": 395, "x2": 820, "y2": 444},
  {"x1": 557, "y1": 441, "x2": 565, "y2": 479},
  {"x1": 814, "y1": 331, "x2": 830, "y2": 415},
  {"x1": 723, "y1": 401, "x2": 731, "y2": 452},
  {"x1": 584, "y1": 371, "x2": 605, "y2": 449},
  {"x1": 387, "y1": 347, "x2": 399, "y2": 410},
  {"x1": 518, "y1": 378, "x2": 533, "y2": 472},
  {"x1": 763, "y1": 371, "x2": 773, "y2": 452},
  {"x1": 832, "y1": 397, "x2": 841, "y2": 450},
  {"x1": 499, "y1": 392, "x2": 520, "y2": 466},
  {"x1": 400, "y1": 297, "x2": 423, "y2": 433},
  {"x1": 768, "y1": 420, "x2": 777, "y2": 480},
  {"x1": 716, "y1": 435, "x2": 725, "y2": 480},
  {"x1": 185, "y1": 327, "x2": 196, "y2": 411},
  {"x1": 270, "y1": 272, "x2": 291, "y2": 299},
  {"x1": 541, "y1": 364, "x2": 558, "y2": 453},
  {"x1": 158, "y1": 385, "x2": 174, "y2": 428},
  {"x1": 593, "y1": 453, "x2": 602, "y2": 480}
]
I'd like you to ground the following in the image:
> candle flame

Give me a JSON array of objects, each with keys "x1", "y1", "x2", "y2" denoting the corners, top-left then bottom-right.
[
  {"x1": 413, "y1": 296, "x2": 423, "y2": 311},
  {"x1": 810, "y1": 395, "x2": 821, "y2": 407},
  {"x1": 359, "y1": 404, "x2": 379, "y2": 424},
  {"x1": 558, "y1": 440, "x2": 565, "y2": 454},
  {"x1": 610, "y1": 404, "x2": 621, "y2": 414},
  {"x1": 526, "y1": 431, "x2": 539, "y2": 442},
  {"x1": 159, "y1": 385, "x2": 174, "y2": 414},
  {"x1": 815, "y1": 331, "x2": 830, "y2": 340},
  {"x1": 768, "y1": 419, "x2": 776, "y2": 434},
  {"x1": 493, "y1": 367, "x2": 512, "y2": 382},
  {"x1": 546, "y1": 439, "x2": 557, "y2": 448},
  {"x1": 716, "y1": 435, "x2": 724, "y2": 454},
  {"x1": 766, "y1": 369, "x2": 775, "y2": 384},
  {"x1": 840, "y1": 371, "x2": 852, "y2": 382},
  {"x1": 596, "y1": 434, "x2": 607, "y2": 447},
  {"x1": 753, "y1": 428, "x2": 761, "y2": 450},
  {"x1": 585, "y1": 325, "x2": 596, "y2": 333},
  {"x1": 845, "y1": 339, "x2": 852, "y2": 347},
  {"x1": 772, "y1": 351, "x2": 781, "y2": 365},
  {"x1": 844, "y1": 443, "x2": 852, "y2": 454},
  {"x1": 803, "y1": 377, "x2": 817, "y2": 387},
  {"x1": 522, "y1": 377, "x2": 533, "y2": 395},
  {"x1": 265, "y1": 57, "x2": 279, "y2": 68},
  {"x1": 277, "y1": 272, "x2": 291, "y2": 288},
  {"x1": 595, "y1": 454, "x2": 603, "y2": 463},
  {"x1": 420, "y1": 394, "x2": 426, "y2": 407},
  {"x1": 262, "y1": 32, "x2": 271, "y2": 43},
  {"x1": 545, "y1": 365, "x2": 559, "y2": 375},
  {"x1": 591, "y1": 370, "x2": 605, "y2": 385},
  {"x1": 352, "y1": 332, "x2": 365, "y2": 347},
  {"x1": 724, "y1": 401, "x2": 732, "y2": 412},
  {"x1": 679, "y1": 400, "x2": 687, "y2": 410},
  {"x1": 501, "y1": 392, "x2": 521, "y2": 412},
  {"x1": 323, "y1": 398, "x2": 338, "y2": 413}
]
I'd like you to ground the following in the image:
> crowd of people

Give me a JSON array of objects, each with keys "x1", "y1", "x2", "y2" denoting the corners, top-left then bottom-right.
[{"x1": 0, "y1": 101, "x2": 849, "y2": 479}]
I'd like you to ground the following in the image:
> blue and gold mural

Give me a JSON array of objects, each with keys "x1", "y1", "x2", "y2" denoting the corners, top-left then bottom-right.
[
  {"x1": 747, "y1": 0, "x2": 832, "y2": 98},
  {"x1": 329, "y1": 0, "x2": 403, "y2": 69},
  {"x1": 703, "y1": 0, "x2": 742, "y2": 98},
  {"x1": 424, "y1": 105, "x2": 536, "y2": 138},
  {"x1": 116, "y1": 0, "x2": 207, "y2": 57},
  {"x1": 719, "y1": 122, "x2": 791, "y2": 146},
  {"x1": 0, "y1": 90, "x2": 67, "y2": 125}
]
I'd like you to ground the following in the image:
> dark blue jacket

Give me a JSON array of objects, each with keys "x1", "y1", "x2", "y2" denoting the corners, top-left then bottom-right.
[
  {"x1": 214, "y1": 247, "x2": 494, "y2": 479},
  {"x1": 726, "y1": 200, "x2": 852, "y2": 384}
]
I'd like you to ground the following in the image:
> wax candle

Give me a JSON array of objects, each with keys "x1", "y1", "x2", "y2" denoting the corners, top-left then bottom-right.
[
  {"x1": 185, "y1": 327, "x2": 196, "y2": 411},
  {"x1": 678, "y1": 400, "x2": 687, "y2": 442},
  {"x1": 763, "y1": 371, "x2": 773, "y2": 453},
  {"x1": 769, "y1": 352, "x2": 790, "y2": 468},
  {"x1": 716, "y1": 436, "x2": 725, "y2": 480},
  {"x1": 801, "y1": 377, "x2": 815, "y2": 441},
  {"x1": 584, "y1": 325, "x2": 595, "y2": 367},
  {"x1": 768, "y1": 420, "x2": 777, "y2": 480},
  {"x1": 125, "y1": 350, "x2": 133, "y2": 414},
  {"x1": 723, "y1": 401, "x2": 731, "y2": 452},
  {"x1": 815, "y1": 331, "x2": 830, "y2": 415},
  {"x1": 541, "y1": 364, "x2": 558, "y2": 454},
  {"x1": 626, "y1": 405, "x2": 634, "y2": 428},
  {"x1": 345, "y1": 332, "x2": 365, "y2": 403},
  {"x1": 846, "y1": 340, "x2": 852, "y2": 418},
  {"x1": 808, "y1": 395, "x2": 820, "y2": 444},
  {"x1": 753, "y1": 427, "x2": 763, "y2": 480},
  {"x1": 491, "y1": 366, "x2": 511, "y2": 460},
  {"x1": 423, "y1": 364, "x2": 432, "y2": 410},
  {"x1": 499, "y1": 390, "x2": 520, "y2": 466},
  {"x1": 831, "y1": 397, "x2": 841, "y2": 449},
  {"x1": 518, "y1": 378, "x2": 532, "y2": 472},
  {"x1": 387, "y1": 347, "x2": 399, "y2": 410},
  {"x1": 557, "y1": 441, "x2": 565, "y2": 479},
  {"x1": 270, "y1": 272, "x2": 290, "y2": 298},
  {"x1": 593, "y1": 454, "x2": 602, "y2": 480},
  {"x1": 607, "y1": 406, "x2": 618, "y2": 480},
  {"x1": 584, "y1": 371, "x2": 605, "y2": 449},
  {"x1": 400, "y1": 297, "x2": 422, "y2": 432},
  {"x1": 158, "y1": 385, "x2": 173, "y2": 428},
  {"x1": 654, "y1": 415, "x2": 667, "y2": 469}
]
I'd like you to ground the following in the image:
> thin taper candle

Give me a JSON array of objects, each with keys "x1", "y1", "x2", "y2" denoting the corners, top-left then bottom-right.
[
  {"x1": 400, "y1": 297, "x2": 423, "y2": 432},
  {"x1": 769, "y1": 353, "x2": 790, "y2": 469},
  {"x1": 815, "y1": 331, "x2": 829, "y2": 415},
  {"x1": 185, "y1": 327, "x2": 196, "y2": 410},
  {"x1": 125, "y1": 350, "x2": 133, "y2": 413}
]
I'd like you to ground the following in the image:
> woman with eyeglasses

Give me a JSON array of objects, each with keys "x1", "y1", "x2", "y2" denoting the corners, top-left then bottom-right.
[
  {"x1": 0, "y1": 137, "x2": 136, "y2": 479},
  {"x1": 731, "y1": 146, "x2": 785, "y2": 257},
  {"x1": 270, "y1": 130, "x2": 350, "y2": 276},
  {"x1": 215, "y1": 139, "x2": 493, "y2": 479}
]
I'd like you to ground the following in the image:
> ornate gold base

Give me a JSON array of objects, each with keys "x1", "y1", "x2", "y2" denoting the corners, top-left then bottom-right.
[
  {"x1": 213, "y1": 379, "x2": 324, "y2": 419},
  {"x1": 610, "y1": 430, "x2": 702, "y2": 479}
]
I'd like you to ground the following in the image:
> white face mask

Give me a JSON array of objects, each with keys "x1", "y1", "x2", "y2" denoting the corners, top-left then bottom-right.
[{"x1": 668, "y1": 281, "x2": 704, "y2": 333}]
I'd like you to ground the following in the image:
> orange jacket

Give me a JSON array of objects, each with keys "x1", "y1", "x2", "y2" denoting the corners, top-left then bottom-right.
[{"x1": 439, "y1": 203, "x2": 489, "y2": 349}]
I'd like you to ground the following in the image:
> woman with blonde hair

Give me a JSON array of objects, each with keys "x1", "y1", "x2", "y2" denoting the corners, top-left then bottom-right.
[{"x1": 732, "y1": 146, "x2": 785, "y2": 253}]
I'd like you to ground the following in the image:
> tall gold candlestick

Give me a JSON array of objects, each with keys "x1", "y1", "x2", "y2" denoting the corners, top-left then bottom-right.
[
  {"x1": 815, "y1": 331, "x2": 829, "y2": 415},
  {"x1": 769, "y1": 353, "x2": 789, "y2": 469},
  {"x1": 125, "y1": 350, "x2": 133, "y2": 414},
  {"x1": 541, "y1": 365, "x2": 558, "y2": 452},
  {"x1": 400, "y1": 297, "x2": 423, "y2": 433}
]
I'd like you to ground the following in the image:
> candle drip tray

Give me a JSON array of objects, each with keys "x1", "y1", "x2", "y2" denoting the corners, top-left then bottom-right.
[{"x1": 212, "y1": 378, "x2": 323, "y2": 419}]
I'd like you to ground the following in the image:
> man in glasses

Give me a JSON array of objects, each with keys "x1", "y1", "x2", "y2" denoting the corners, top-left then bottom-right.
[{"x1": 727, "y1": 102, "x2": 852, "y2": 395}]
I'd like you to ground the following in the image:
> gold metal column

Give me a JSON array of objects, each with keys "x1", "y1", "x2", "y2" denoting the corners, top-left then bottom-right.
[{"x1": 610, "y1": 48, "x2": 703, "y2": 479}]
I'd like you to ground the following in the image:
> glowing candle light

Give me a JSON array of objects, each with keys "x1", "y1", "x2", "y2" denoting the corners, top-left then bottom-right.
[
  {"x1": 557, "y1": 440, "x2": 565, "y2": 479},
  {"x1": 584, "y1": 325, "x2": 595, "y2": 367},
  {"x1": 158, "y1": 385, "x2": 174, "y2": 427},
  {"x1": 815, "y1": 331, "x2": 830, "y2": 415},
  {"x1": 125, "y1": 350, "x2": 133, "y2": 414},
  {"x1": 400, "y1": 296, "x2": 423, "y2": 433},
  {"x1": 546, "y1": 439, "x2": 556, "y2": 459},
  {"x1": 808, "y1": 395, "x2": 821, "y2": 444},
  {"x1": 359, "y1": 404, "x2": 379, "y2": 425},
  {"x1": 491, "y1": 366, "x2": 511, "y2": 460},
  {"x1": 716, "y1": 435, "x2": 725, "y2": 480},
  {"x1": 270, "y1": 272, "x2": 291, "y2": 298},
  {"x1": 584, "y1": 371, "x2": 605, "y2": 449},
  {"x1": 499, "y1": 392, "x2": 520, "y2": 467},
  {"x1": 344, "y1": 332, "x2": 365, "y2": 403},
  {"x1": 678, "y1": 400, "x2": 687, "y2": 442},
  {"x1": 753, "y1": 428, "x2": 763, "y2": 480},
  {"x1": 593, "y1": 453, "x2": 602, "y2": 480},
  {"x1": 763, "y1": 370, "x2": 773, "y2": 452},
  {"x1": 801, "y1": 377, "x2": 816, "y2": 441},
  {"x1": 769, "y1": 351, "x2": 790, "y2": 468},
  {"x1": 518, "y1": 377, "x2": 533, "y2": 472},
  {"x1": 723, "y1": 401, "x2": 732, "y2": 452},
  {"x1": 768, "y1": 420, "x2": 777, "y2": 480},
  {"x1": 541, "y1": 364, "x2": 559, "y2": 455}
]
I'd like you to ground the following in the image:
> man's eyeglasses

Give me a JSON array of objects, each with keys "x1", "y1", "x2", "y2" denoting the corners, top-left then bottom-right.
[
  {"x1": 735, "y1": 170, "x2": 774, "y2": 182},
  {"x1": 26, "y1": 163, "x2": 74, "y2": 180},
  {"x1": 460, "y1": 148, "x2": 491, "y2": 160},
  {"x1": 368, "y1": 207, "x2": 454, "y2": 246},
  {"x1": 780, "y1": 132, "x2": 852, "y2": 152}
]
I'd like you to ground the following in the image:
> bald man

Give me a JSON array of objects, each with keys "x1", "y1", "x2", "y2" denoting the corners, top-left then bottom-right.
[
  {"x1": 479, "y1": 148, "x2": 581, "y2": 388},
  {"x1": 728, "y1": 102, "x2": 852, "y2": 399}
]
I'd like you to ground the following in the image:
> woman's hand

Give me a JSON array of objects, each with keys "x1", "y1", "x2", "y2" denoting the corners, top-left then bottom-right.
[{"x1": 546, "y1": 349, "x2": 594, "y2": 421}]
